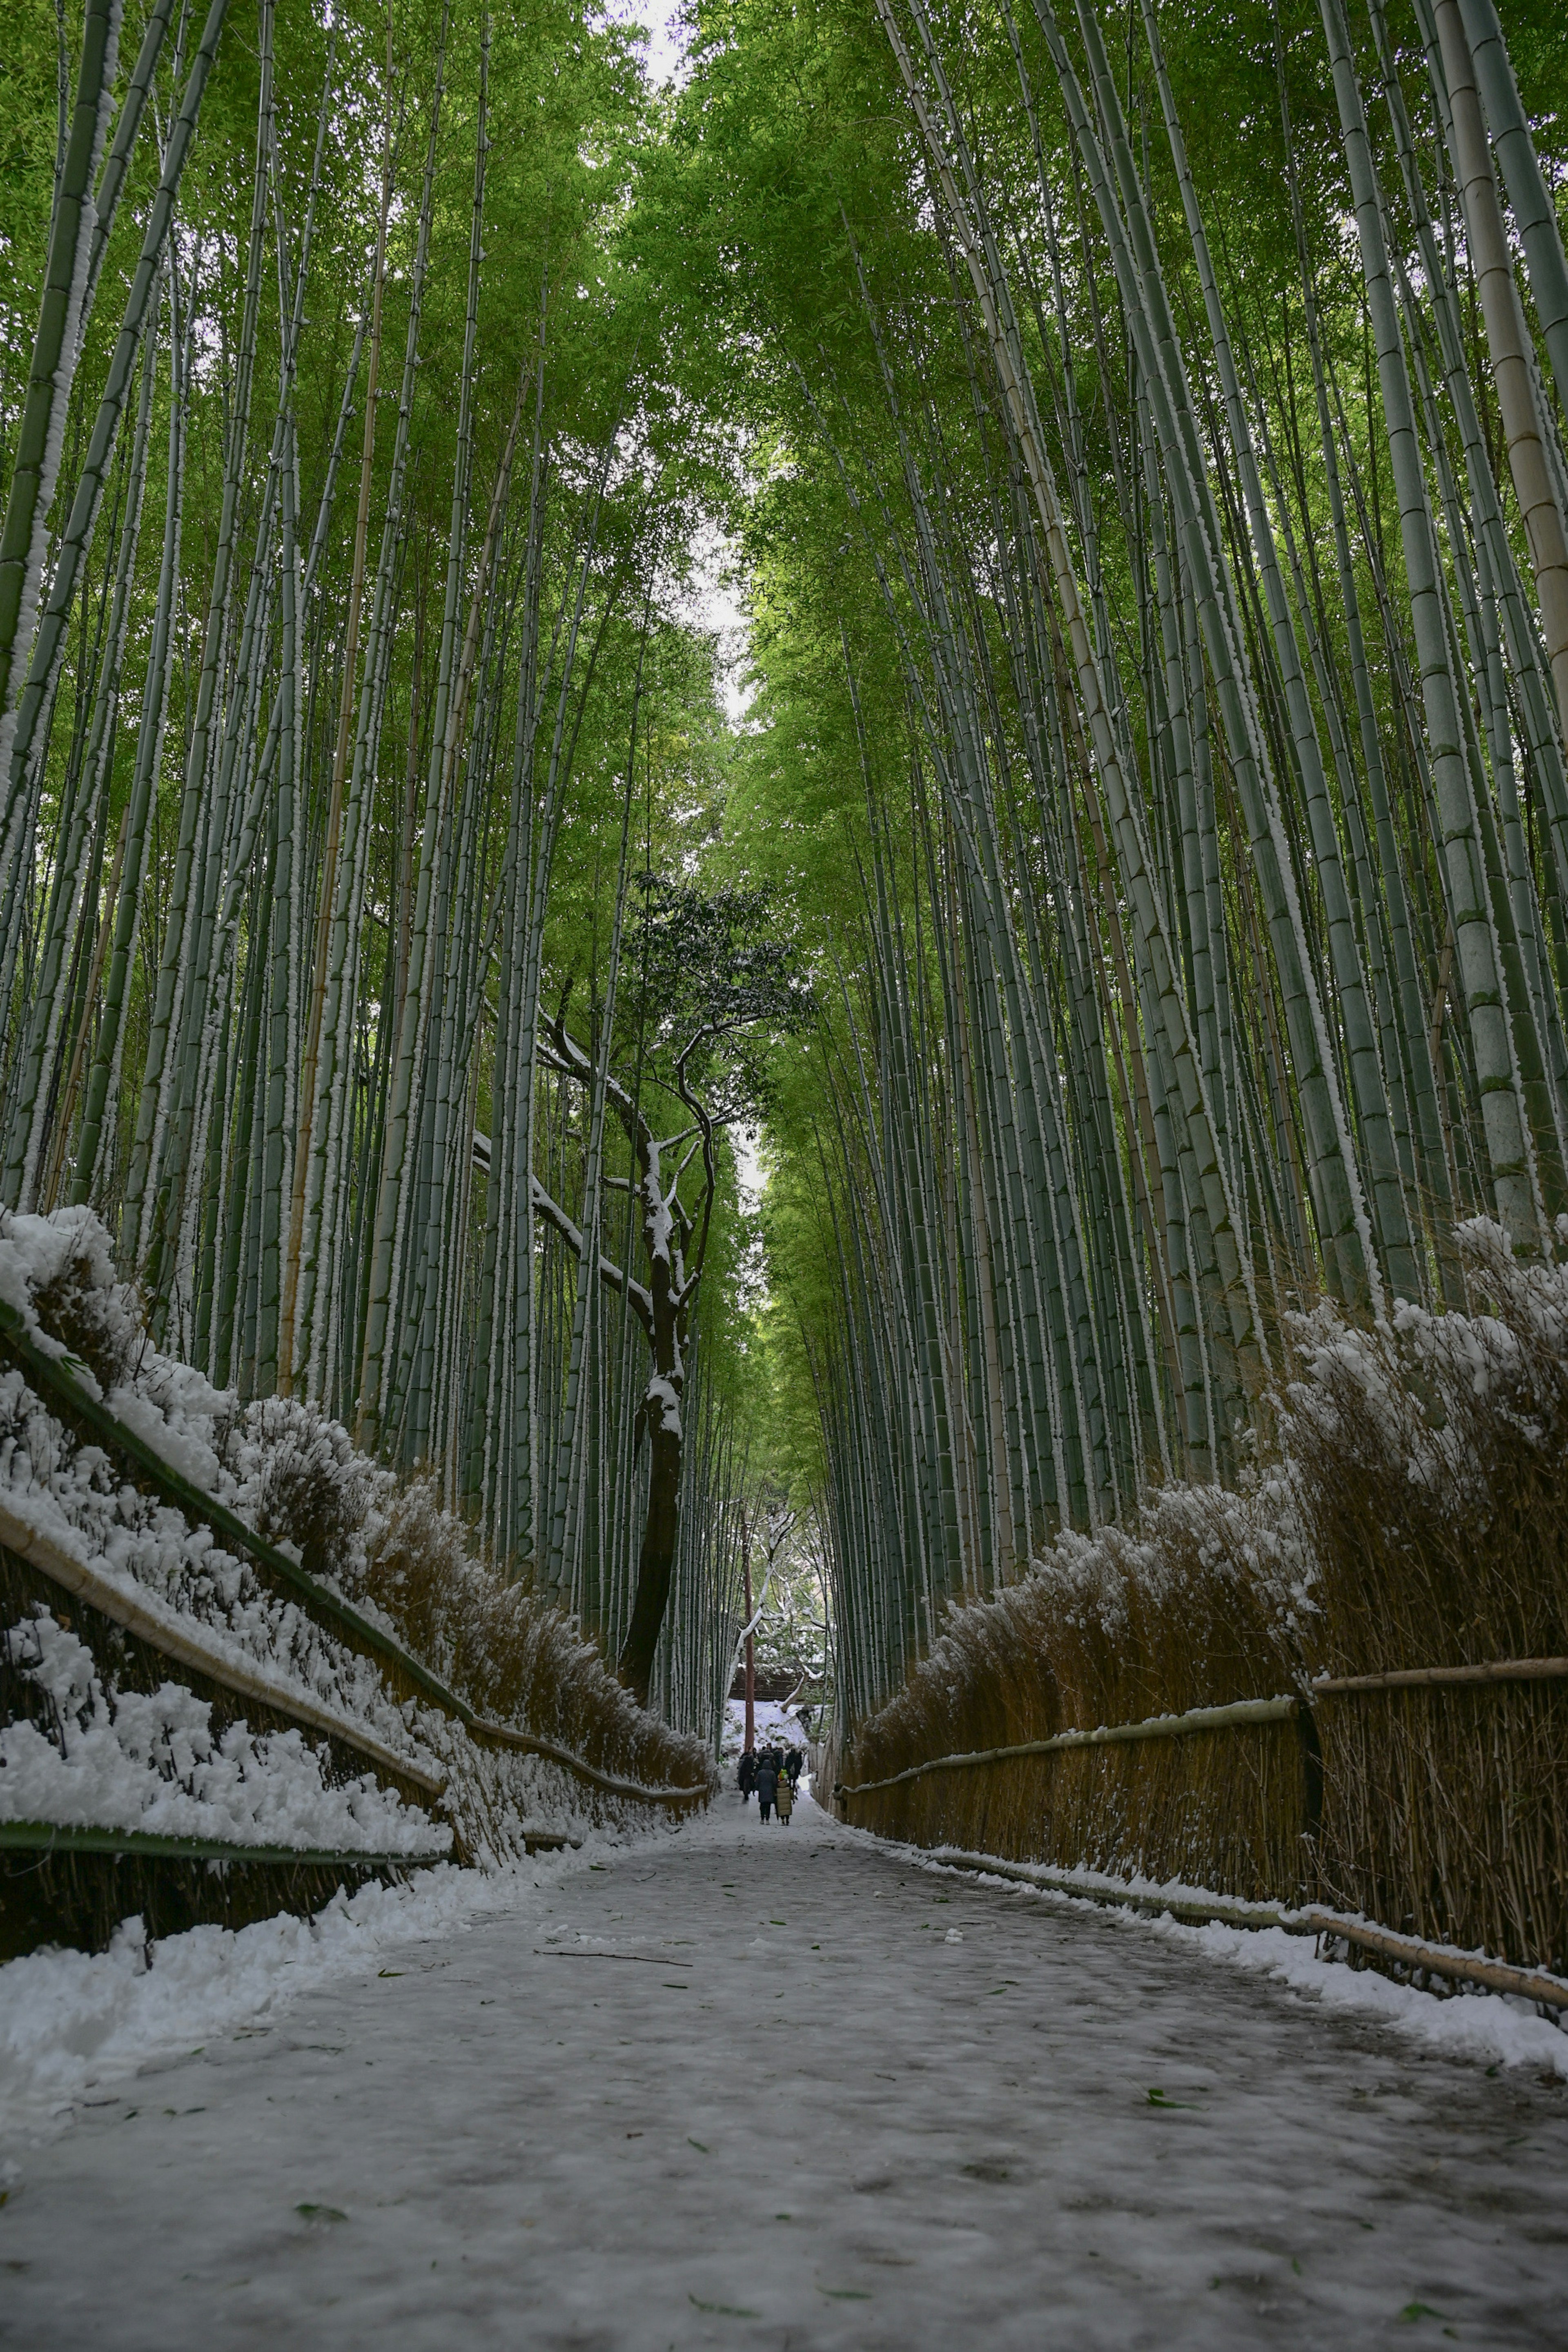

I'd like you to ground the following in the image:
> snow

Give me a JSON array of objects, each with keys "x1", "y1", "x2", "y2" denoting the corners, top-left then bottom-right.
[
  {"x1": 886, "y1": 1837, "x2": 1568, "y2": 2084},
  {"x1": 0, "y1": 1422, "x2": 448, "y2": 1837},
  {"x1": 0, "y1": 1842, "x2": 618, "y2": 2138},
  {"x1": 642, "y1": 1372, "x2": 682, "y2": 1437},
  {"x1": 0, "y1": 1604, "x2": 445, "y2": 1856},
  {"x1": 4, "y1": 1797, "x2": 1568, "y2": 2345},
  {"x1": 0, "y1": 1211, "x2": 458, "y2": 1856},
  {"x1": 719, "y1": 1695, "x2": 811, "y2": 1764}
]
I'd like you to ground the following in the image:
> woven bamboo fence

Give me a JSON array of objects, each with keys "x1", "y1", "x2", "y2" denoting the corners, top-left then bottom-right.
[
  {"x1": 0, "y1": 1310, "x2": 709, "y2": 1956},
  {"x1": 835, "y1": 1663, "x2": 1568, "y2": 1987}
]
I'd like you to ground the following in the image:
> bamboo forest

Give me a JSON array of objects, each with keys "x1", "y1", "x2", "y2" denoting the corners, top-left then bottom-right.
[{"x1": 3, "y1": 0, "x2": 1568, "y2": 2338}]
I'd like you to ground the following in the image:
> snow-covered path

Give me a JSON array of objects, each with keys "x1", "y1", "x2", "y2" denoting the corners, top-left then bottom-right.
[{"x1": 5, "y1": 1792, "x2": 1568, "y2": 2348}]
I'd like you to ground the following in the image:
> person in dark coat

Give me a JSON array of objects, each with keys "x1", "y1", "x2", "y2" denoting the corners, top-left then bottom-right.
[
  {"x1": 784, "y1": 1747, "x2": 803, "y2": 1789},
  {"x1": 738, "y1": 1749, "x2": 758, "y2": 1803},
  {"x1": 755, "y1": 1753, "x2": 780, "y2": 1822}
]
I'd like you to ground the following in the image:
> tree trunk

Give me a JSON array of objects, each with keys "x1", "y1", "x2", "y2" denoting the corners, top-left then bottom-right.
[
  {"x1": 619, "y1": 1414, "x2": 682, "y2": 1707},
  {"x1": 742, "y1": 1505, "x2": 755, "y2": 1753}
]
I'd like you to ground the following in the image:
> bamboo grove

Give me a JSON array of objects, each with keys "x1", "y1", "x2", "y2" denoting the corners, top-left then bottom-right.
[
  {"x1": 642, "y1": 0, "x2": 1568, "y2": 1729},
  {"x1": 4, "y1": 0, "x2": 1568, "y2": 1755},
  {"x1": 0, "y1": 0, "x2": 763, "y2": 1732}
]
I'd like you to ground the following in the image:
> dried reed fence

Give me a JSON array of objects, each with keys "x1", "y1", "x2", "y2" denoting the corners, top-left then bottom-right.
[
  {"x1": 834, "y1": 1226, "x2": 1568, "y2": 1979},
  {"x1": 0, "y1": 1264, "x2": 713, "y2": 1955}
]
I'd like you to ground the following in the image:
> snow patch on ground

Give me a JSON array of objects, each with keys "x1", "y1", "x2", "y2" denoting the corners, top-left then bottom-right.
[
  {"x1": 873, "y1": 1832, "x2": 1568, "y2": 2082},
  {"x1": 0, "y1": 1834, "x2": 638, "y2": 2141},
  {"x1": 1169, "y1": 1913, "x2": 1568, "y2": 2077}
]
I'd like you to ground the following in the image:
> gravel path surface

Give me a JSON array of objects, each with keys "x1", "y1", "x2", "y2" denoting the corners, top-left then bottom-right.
[{"x1": 4, "y1": 1789, "x2": 1568, "y2": 2348}]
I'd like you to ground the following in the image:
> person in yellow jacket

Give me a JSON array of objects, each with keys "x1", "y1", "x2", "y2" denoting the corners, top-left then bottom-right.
[{"x1": 775, "y1": 1769, "x2": 795, "y2": 1825}]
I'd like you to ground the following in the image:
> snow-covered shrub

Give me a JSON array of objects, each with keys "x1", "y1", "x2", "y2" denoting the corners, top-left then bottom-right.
[
  {"x1": 0, "y1": 1204, "x2": 146, "y2": 1395},
  {"x1": 841, "y1": 1477, "x2": 1312, "y2": 1900},
  {"x1": 1, "y1": 1603, "x2": 444, "y2": 1856},
  {"x1": 229, "y1": 1397, "x2": 371, "y2": 1586},
  {"x1": 1274, "y1": 1220, "x2": 1568, "y2": 1959},
  {"x1": 1280, "y1": 1218, "x2": 1568, "y2": 1674}
]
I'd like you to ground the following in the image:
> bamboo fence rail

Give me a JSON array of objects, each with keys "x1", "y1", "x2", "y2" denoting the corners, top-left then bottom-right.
[
  {"x1": 834, "y1": 1659, "x2": 1568, "y2": 1795},
  {"x1": 0, "y1": 1813, "x2": 450, "y2": 1965},
  {"x1": 835, "y1": 1694, "x2": 1302, "y2": 1793},
  {"x1": 0, "y1": 1823, "x2": 450, "y2": 1869},
  {"x1": 0, "y1": 1493, "x2": 445, "y2": 1798}
]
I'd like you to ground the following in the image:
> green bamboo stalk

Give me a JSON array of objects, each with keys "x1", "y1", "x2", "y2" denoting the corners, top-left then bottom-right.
[
  {"x1": 358, "y1": 17, "x2": 491, "y2": 1447},
  {"x1": 0, "y1": 0, "x2": 231, "y2": 1029},
  {"x1": 3, "y1": 311, "x2": 158, "y2": 1211},
  {"x1": 71, "y1": 260, "x2": 183, "y2": 1205},
  {"x1": 0, "y1": 0, "x2": 120, "y2": 751},
  {"x1": 1319, "y1": 0, "x2": 1535, "y2": 1243}
]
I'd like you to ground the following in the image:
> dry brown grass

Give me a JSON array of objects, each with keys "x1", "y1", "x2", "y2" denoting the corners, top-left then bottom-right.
[
  {"x1": 841, "y1": 1487, "x2": 1312, "y2": 1899},
  {"x1": 354, "y1": 1483, "x2": 708, "y2": 1799},
  {"x1": 839, "y1": 1222, "x2": 1568, "y2": 1965},
  {"x1": 223, "y1": 1398, "x2": 712, "y2": 1811}
]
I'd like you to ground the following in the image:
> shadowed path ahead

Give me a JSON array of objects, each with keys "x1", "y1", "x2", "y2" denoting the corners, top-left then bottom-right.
[{"x1": 4, "y1": 1793, "x2": 1568, "y2": 2347}]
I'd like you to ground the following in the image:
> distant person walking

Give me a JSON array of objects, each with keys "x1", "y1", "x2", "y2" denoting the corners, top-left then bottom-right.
[
  {"x1": 784, "y1": 1747, "x2": 803, "y2": 1791},
  {"x1": 755, "y1": 1751, "x2": 780, "y2": 1823},
  {"x1": 738, "y1": 1750, "x2": 757, "y2": 1804},
  {"x1": 775, "y1": 1770, "x2": 794, "y2": 1825}
]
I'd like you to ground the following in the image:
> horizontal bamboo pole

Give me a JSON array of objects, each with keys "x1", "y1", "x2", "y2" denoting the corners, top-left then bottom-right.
[
  {"x1": 915, "y1": 1848, "x2": 1293, "y2": 1927},
  {"x1": 0, "y1": 1820, "x2": 434, "y2": 1869},
  {"x1": 836, "y1": 1659, "x2": 1568, "y2": 1797},
  {"x1": 0, "y1": 1819, "x2": 578, "y2": 1863},
  {"x1": 907, "y1": 1848, "x2": 1568, "y2": 2012},
  {"x1": 835, "y1": 1695, "x2": 1301, "y2": 1797},
  {"x1": 0, "y1": 1492, "x2": 449, "y2": 1797},
  {"x1": 1313, "y1": 1658, "x2": 1568, "y2": 1693},
  {"x1": 469, "y1": 1718, "x2": 710, "y2": 1804},
  {"x1": 0, "y1": 1304, "x2": 708, "y2": 1805},
  {"x1": 1299, "y1": 1913, "x2": 1568, "y2": 2009}
]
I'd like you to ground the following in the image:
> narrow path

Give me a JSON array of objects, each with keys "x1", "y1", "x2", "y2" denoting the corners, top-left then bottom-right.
[{"x1": 4, "y1": 1795, "x2": 1568, "y2": 2348}]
